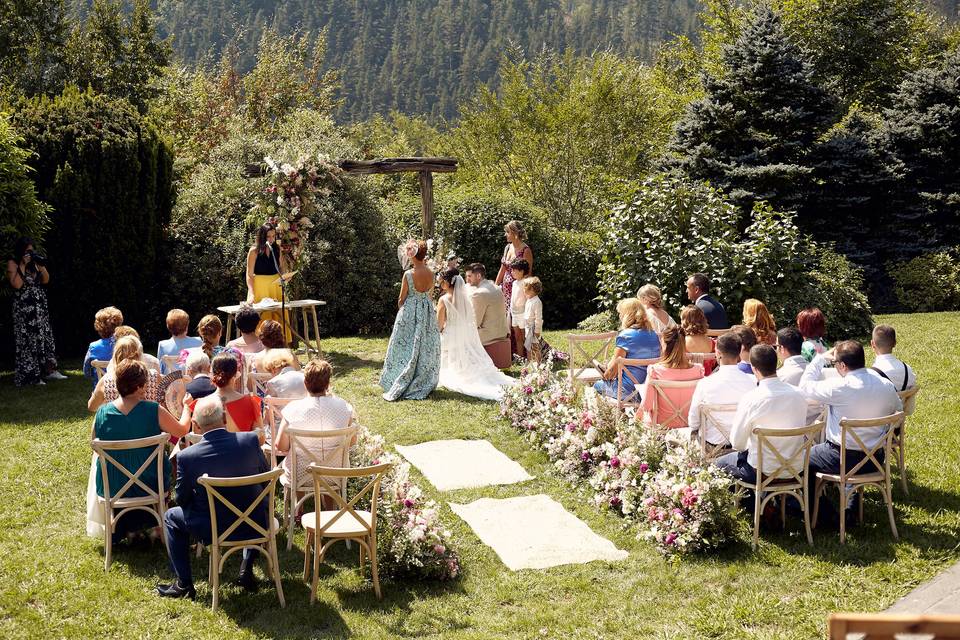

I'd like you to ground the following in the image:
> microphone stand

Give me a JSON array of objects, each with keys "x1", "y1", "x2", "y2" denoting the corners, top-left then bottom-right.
[{"x1": 269, "y1": 244, "x2": 289, "y2": 348}]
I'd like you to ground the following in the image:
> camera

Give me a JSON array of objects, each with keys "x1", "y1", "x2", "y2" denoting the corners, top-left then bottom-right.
[{"x1": 26, "y1": 250, "x2": 48, "y2": 267}]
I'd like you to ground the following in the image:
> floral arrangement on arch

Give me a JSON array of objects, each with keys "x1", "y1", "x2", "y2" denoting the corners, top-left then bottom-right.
[
  {"x1": 349, "y1": 424, "x2": 461, "y2": 580},
  {"x1": 397, "y1": 238, "x2": 462, "y2": 274},
  {"x1": 258, "y1": 154, "x2": 342, "y2": 270},
  {"x1": 500, "y1": 360, "x2": 738, "y2": 559}
]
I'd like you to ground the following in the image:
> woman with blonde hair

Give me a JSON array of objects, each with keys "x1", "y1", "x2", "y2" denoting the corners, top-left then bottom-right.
[
  {"x1": 640, "y1": 326, "x2": 704, "y2": 428},
  {"x1": 593, "y1": 298, "x2": 661, "y2": 400},
  {"x1": 637, "y1": 284, "x2": 676, "y2": 334},
  {"x1": 742, "y1": 298, "x2": 777, "y2": 346},
  {"x1": 87, "y1": 336, "x2": 161, "y2": 411}
]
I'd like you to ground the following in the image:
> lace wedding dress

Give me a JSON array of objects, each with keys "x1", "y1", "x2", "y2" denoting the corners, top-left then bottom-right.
[{"x1": 439, "y1": 276, "x2": 517, "y2": 401}]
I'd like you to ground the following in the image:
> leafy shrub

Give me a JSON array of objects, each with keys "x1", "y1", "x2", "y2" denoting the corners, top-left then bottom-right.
[
  {"x1": 598, "y1": 175, "x2": 873, "y2": 339},
  {"x1": 10, "y1": 88, "x2": 173, "y2": 355},
  {"x1": 576, "y1": 311, "x2": 617, "y2": 333},
  {"x1": 890, "y1": 250, "x2": 960, "y2": 312},
  {"x1": 384, "y1": 186, "x2": 601, "y2": 328}
]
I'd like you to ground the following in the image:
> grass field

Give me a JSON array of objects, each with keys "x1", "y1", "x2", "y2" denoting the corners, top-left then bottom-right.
[{"x1": 0, "y1": 312, "x2": 957, "y2": 639}]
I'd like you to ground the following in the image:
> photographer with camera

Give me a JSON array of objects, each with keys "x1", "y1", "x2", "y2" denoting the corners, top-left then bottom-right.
[{"x1": 6, "y1": 237, "x2": 65, "y2": 386}]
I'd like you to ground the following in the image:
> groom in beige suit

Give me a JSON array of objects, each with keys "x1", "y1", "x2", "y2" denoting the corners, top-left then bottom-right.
[{"x1": 465, "y1": 263, "x2": 510, "y2": 346}]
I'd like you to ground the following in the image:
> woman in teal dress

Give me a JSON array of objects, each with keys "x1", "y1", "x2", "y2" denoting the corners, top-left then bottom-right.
[
  {"x1": 379, "y1": 241, "x2": 441, "y2": 401},
  {"x1": 87, "y1": 360, "x2": 188, "y2": 541}
]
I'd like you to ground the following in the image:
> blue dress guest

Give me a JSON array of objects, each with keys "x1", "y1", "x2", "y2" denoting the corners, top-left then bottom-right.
[
  {"x1": 594, "y1": 298, "x2": 662, "y2": 399},
  {"x1": 157, "y1": 309, "x2": 202, "y2": 373},
  {"x1": 379, "y1": 240, "x2": 441, "y2": 401},
  {"x1": 84, "y1": 308, "x2": 124, "y2": 381}
]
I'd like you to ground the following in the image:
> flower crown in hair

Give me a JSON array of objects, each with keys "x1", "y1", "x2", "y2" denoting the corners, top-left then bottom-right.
[{"x1": 403, "y1": 239, "x2": 419, "y2": 259}]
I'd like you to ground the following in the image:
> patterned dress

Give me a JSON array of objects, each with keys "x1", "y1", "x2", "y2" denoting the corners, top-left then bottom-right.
[
  {"x1": 379, "y1": 270, "x2": 441, "y2": 401},
  {"x1": 500, "y1": 243, "x2": 528, "y2": 355},
  {"x1": 11, "y1": 264, "x2": 58, "y2": 386}
]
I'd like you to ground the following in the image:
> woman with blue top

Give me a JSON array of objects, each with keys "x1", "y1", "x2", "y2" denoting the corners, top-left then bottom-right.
[
  {"x1": 379, "y1": 240, "x2": 441, "y2": 401},
  {"x1": 156, "y1": 309, "x2": 202, "y2": 373},
  {"x1": 594, "y1": 298, "x2": 661, "y2": 399}
]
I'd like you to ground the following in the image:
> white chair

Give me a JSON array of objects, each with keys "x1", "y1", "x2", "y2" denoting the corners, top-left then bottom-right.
[
  {"x1": 612, "y1": 357, "x2": 659, "y2": 409},
  {"x1": 644, "y1": 378, "x2": 700, "y2": 430},
  {"x1": 893, "y1": 386, "x2": 920, "y2": 495},
  {"x1": 735, "y1": 421, "x2": 824, "y2": 549},
  {"x1": 697, "y1": 403, "x2": 739, "y2": 460},
  {"x1": 198, "y1": 468, "x2": 285, "y2": 611},
  {"x1": 813, "y1": 413, "x2": 904, "y2": 544},
  {"x1": 706, "y1": 329, "x2": 726, "y2": 338},
  {"x1": 687, "y1": 352, "x2": 717, "y2": 368},
  {"x1": 263, "y1": 396, "x2": 295, "y2": 468},
  {"x1": 281, "y1": 425, "x2": 357, "y2": 550},
  {"x1": 91, "y1": 359, "x2": 110, "y2": 381},
  {"x1": 303, "y1": 462, "x2": 393, "y2": 602},
  {"x1": 566, "y1": 332, "x2": 618, "y2": 386},
  {"x1": 252, "y1": 371, "x2": 273, "y2": 398},
  {"x1": 91, "y1": 433, "x2": 170, "y2": 570},
  {"x1": 161, "y1": 354, "x2": 181, "y2": 373}
]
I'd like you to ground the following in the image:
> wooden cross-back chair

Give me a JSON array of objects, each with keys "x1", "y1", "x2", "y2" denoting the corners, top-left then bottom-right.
[
  {"x1": 613, "y1": 357, "x2": 659, "y2": 409},
  {"x1": 706, "y1": 329, "x2": 727, "y2": 338},
  {"x1": 91, "y1": 434, "x2": 170, "y2": 570},
  {"x1": 198, "y1": 468, "x2": 285, "y2": 611},
  {"x1": 893, "y1": 386, "x2": 920, "y2": 495},
  {"x1": 644, "y1": 378, "x2": 700, "y2": 429},
  {"x1": 262, "y1": 396, "x2": 296, "y2": 468},
  {"x1": 813, "y1": 412, "x2": 904, "y2": 544},
  {"x1": 566, "y1": 332, "x2": 618, "y2": 386},
  {"x1": 736, "y1": 421, "x2": 824, "y2": 550},
  {"x1": 161, "y1": 354, "x2": 182, "y2": 373},
  {"x1": 698, "y1": 403, "x2": 739, "y2": 460},
  {"x1": 91, "y1": 359, "x2": 110, "y2": 381},
  {"x1": 251, "y1": 371, "x2": 273, "y2": 398},
  {"x1": 303, "y1": 463, "x2": 393, "y2": 602},
  {"x1": 829, "y1": 613, "x2": 960, "y2": 639},
  {"x1": 281, "y1": 425, "x2": 357, "y2": 550},
  {"x1": 687, "y1": 352, "x2": 717, "y2": 368}
]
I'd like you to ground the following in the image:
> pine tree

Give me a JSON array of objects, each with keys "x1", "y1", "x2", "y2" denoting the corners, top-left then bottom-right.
[{"x1": 665, "y1": 7, "x2": 838, "y2": 223}]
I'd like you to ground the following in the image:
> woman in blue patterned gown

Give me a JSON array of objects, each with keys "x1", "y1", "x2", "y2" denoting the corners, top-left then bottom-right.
[{"x1": 379, "y1": 240, "x2": 441, "y2": 401}]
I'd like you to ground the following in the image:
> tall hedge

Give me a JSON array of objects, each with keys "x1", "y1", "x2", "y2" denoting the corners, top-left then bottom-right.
[
  {"x1": 384, "y1": 187, "x2": 601, "y2": 328},
  {"x1": 10, "y1": 87, "x2": 173, "y2": 355}
]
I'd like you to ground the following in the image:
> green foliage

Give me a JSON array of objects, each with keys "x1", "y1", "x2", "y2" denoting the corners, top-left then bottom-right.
[
  {"x1": 454, "y1": 51, "x2": 677, "y2": 230},
  {"x1": 0, "y1": 113, "x2": 51, "y2": 262},
  {"x1": 9, "y1": 86, "x2": 173, "y2": 354},
  {"x1": 890, "y1": 250, "x2": 960, "y2": 312},
  {"x1": 597, "y1": 175, "x2": 873, "y2": 339},
  {"x1": 0, "y1": 0, "x2": 69, "y2": 99},
  {"x1": 384, "y1": 186, "x2": 601, "y2": 329}
]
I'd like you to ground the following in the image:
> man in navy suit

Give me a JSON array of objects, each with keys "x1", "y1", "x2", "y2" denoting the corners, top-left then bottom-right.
[
  {"x1": 686, "y1": 272, "x2": 729, "y2": 330},
  {"x1": 157, "y1": 401, "x2": 269, "y2": 599}
]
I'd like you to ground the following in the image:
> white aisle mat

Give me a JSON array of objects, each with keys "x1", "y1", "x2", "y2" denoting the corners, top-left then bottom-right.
[
  {"x1": 395, "y1": 439, "x2": 533, "y2": 491},
  {"x1": 449, "y1": 494, "x2": 629, "y2": 570}
]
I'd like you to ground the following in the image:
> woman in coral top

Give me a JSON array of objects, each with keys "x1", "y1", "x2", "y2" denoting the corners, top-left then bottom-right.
[
  {"x1": 640, "y1": 326, "x2": 704, "y2": 429},
  {"x1": 184, "y1": 353, "x2": 263, "y2": 434}
]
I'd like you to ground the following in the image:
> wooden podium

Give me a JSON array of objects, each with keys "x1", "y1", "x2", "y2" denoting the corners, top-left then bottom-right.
[{"x1": 218, "y1": 299, "x2": 326, "y2": 358}]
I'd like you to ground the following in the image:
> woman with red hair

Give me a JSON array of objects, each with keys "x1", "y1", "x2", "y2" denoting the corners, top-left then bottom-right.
[{"x1": 796, "y1": 307, "x2": 829, "y2": 362}]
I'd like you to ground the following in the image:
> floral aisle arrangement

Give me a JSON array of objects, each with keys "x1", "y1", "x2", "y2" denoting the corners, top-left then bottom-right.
[
  {"x1": 349, "y1": 425, "x2": 461, "y2": 580},
  {"x1": 500, "y1": 361, "x2": 737, "y2": 559}
]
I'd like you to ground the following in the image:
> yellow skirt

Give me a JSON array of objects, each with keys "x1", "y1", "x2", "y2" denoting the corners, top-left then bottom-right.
[{"x1": 252, "y1": 274, "x2": 291, "y2": 342}]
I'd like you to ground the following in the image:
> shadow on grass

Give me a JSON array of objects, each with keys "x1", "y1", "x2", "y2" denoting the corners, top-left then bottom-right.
[
  {"x1": 322, "y1": 349, "x2": 384, "y2": 376},
  {"x1": 0, "y1": 370, "x2": 93, "y2": 425}
]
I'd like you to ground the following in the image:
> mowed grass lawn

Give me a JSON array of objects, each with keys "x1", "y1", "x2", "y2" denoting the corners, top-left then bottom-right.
[{"x1": 0, "y1": 312, "x2": 957, "y2": 639}]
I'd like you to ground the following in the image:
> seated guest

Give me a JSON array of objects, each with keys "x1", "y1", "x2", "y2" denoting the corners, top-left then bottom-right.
[
  {"x1": 90, "y1": 360, "x2": 188, "y2": 542},
  {"x1": 715, "y1": 345, "x2": 808, "y2": 495},
  {"x1": 158, "y1": 400, "x2": 269, "y2": 599},
  {"x1": 594, "y1": 298, "x2": 661, "y2": 400},
  {"x1": 640, "y1": 326, "x2": 704, "y2": 428},
  {"x1": 800, "y1": 341, "x2": 903, "y2": 521},
  {"x1": 157, "y1": 309, "x2": 202, "y2": 373},
  {"x1": 685, "y1": 272, "x2": 729, "y2": 329},
  {"x1": 637, "y1": 284, "x2": 676, "y2": 334},
  {"x1": 464, "y1": 263, "x2": 510, "y2": 346},
  {"x1": 263, "y1": 349, "x2": 307, "y2": 398},
  {"x1": 226, "y1": 305, "x2": 264, "y2": 354},
  {"x1": 870, "y1": 324, "x2": 916, "y2": 391},
  {"x1": 680, "y1": 305, "x2": 716, "y2": 374},
  {"x1": 252, "y1": 320, "x2": 299, "y2": 371},
  {"x1": 114, "y1": 326, "x2": 162, "y2": 373},
  {"x1": 797, "y1": 307, "x2": 829, "y2": 363},
  {"x1": 83, "y1": 306, "x2": 123, "y2": 382},
  {"x1": 742, "y1": 298, "x2": 777, "y2": 346},
  {"x1": 688, "y1": 333, "x2": 756, "y2": 447},
  {"x1": 185, "y1": 353, "x2": 263, "y2": 435},
  {"x1": 276, "y1": 359, "x2": 357, "y2": 494},
  {"x1": 88, "y1": 336, "x2": 161, "y2": 412},
  {"x1": 196, "y1": 315, "x2": 225, "y2": 360},
  {"x1": 731, "y1": 326, "x2": 758, "y2": 375},
  {"x1": 183, "y1": 352, "x2": 216, "y2": 403},
  {"x1": 776, "y1": 327, "x2": 807, "y2": 386}
]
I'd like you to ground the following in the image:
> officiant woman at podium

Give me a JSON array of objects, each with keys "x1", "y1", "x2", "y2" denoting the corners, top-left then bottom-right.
[{"x1": 245, "y1": 222, "x2": 291, "y2": 342}]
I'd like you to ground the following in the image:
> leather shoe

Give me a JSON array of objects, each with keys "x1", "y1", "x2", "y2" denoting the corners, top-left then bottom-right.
[
  {"x1": 234, "y1": 571, "x2": 259, "y2": 593},
  {"x1": 156, "y1": 581, "x2": 196, "y2": 600}
]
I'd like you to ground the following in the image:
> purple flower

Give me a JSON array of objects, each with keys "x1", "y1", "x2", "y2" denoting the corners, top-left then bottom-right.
[
  {"x1": 580, "y1": 451, "x2": 591, "y2": 462},
  {"x1": 566, "y1": 422, "x2": 577, "y2": 432},
  {"x1": 609, "y1": 456, "x2": 621, "y2": 468},
  {"x1": 609, "y1": 496, "x2": 622, "y2": 507},
  {"x1": 524, "y1": 386, "x2": 533, "y2": 395},
  {"x1": 665, "y1": 532, "x2": 678, "y2": 545},
  {"x1": 639, "y1": 462, "x2": 649, "y2": 473},
  {"x1": 403, "y1": 498, "x2": 415, "y2": 508}
]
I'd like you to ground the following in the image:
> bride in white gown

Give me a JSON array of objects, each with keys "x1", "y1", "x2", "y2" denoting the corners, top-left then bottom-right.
[{"x1": 436, "y1": 269, "x2": 517, "y2": 401}]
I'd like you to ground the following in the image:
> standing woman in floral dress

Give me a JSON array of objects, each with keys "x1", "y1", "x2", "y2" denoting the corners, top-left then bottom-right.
[
  {"x1": 6, "y1": 237, "x2": 65, "y2": 386},
  {"x1": 494, "y1": 221, "x2": 534, "y2": 356}
]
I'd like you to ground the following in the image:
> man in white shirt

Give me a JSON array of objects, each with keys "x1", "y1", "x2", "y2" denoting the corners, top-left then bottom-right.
[
  {"x1": 799, "y1": 340, "x2": 902, "y2": 520},
  {"x1": 464, "y1": 263, "x2": 510, "y2": 346},
  {"x1": 715, "y1": 345, "x2": 808, "y2": 490},
  {"x1": 688, "y1": 333, "x2": 756, "y2": 447},
  {"x1": 776, "y1": 327, "x2": 807, "y2": 386},
  {"x1": 869, "y1": 325, "x2": 916, "y2": 391}
]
